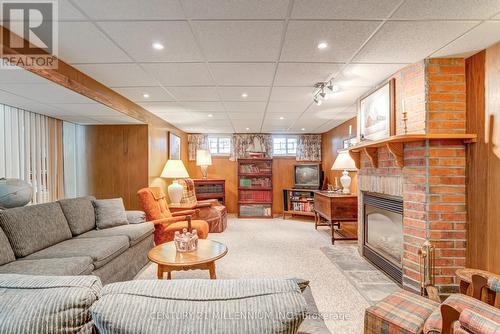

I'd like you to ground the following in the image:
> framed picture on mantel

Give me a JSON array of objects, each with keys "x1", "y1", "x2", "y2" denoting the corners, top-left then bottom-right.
[{"x1": 359, "y1": 78, "x2": 396, "y2": 141}]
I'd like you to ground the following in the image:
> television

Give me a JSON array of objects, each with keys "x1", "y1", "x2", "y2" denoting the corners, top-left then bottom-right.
[{"x1": 294, "y1": 164, "x2": 322, "y2": 189}]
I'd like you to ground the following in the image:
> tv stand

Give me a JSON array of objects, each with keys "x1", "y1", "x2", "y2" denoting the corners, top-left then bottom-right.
[{"x1": 282, "y1": 188, "x2": 316, "y2": 219}]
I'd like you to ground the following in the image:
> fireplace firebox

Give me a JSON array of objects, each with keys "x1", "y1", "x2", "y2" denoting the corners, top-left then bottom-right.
[{"x1": 362, "y1": 193, "x2": 403, "y2": 284}]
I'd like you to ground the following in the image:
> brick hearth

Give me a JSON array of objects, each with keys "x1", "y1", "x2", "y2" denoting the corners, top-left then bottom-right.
[{"x1": 357, "y1": 59, "x2": 467, "y2": 295}]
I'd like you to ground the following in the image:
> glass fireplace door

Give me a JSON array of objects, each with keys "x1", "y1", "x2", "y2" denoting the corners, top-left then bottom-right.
[{"x1": 364, "y1": 204, "x2": 403, "y2": 267}]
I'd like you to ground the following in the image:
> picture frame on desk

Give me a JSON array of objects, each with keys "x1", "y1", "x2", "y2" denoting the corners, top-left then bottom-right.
[{"x1": 359, "y1": 78, "x2": 396, "y2": 141}]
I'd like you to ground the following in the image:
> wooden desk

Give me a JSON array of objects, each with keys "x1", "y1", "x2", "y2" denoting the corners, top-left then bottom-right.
[{"x1": 313, "y1": 191, "x2": 358, "y2": 244}]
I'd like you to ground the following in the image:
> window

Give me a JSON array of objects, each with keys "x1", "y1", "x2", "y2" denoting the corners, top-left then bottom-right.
[
  {"x1": 208, "y1": 136, "x2": 231, "y2": 155},
  {"x1": 273, "y1": 135, "x2": 297, "y2": 156}
]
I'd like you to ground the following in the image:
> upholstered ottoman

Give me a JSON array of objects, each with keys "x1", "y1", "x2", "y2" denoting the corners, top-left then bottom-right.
[{"x1": 364, "y1": 290, "x2": 439, "y2": 334}]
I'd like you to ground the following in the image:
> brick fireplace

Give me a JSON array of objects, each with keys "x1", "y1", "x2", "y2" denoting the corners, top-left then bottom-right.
[{"x1": 355, "y1": 59, "x2": 468, "y2": 295}]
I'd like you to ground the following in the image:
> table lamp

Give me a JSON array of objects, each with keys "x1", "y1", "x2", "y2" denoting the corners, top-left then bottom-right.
[
  {"x1": 196, "y1": 149, "x2": 212, "y2": 179},
  {"x1": 161, "y1": 160, "x2": 189, "y2": 205},
  {"x1": 331, "y1": 150, "x2": 357, "y2": 194}
]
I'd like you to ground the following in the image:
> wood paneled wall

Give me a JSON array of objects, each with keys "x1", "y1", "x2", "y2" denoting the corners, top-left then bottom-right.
[
  {"x1": 78, "y1": 125, "x2": 149, "y2": 210},
  {"x1": 466, "y1": 46, "x2": 500, "y2": 274},
  {"x1": 321, "y1": 118, "x2": 358, "y2": 193}
]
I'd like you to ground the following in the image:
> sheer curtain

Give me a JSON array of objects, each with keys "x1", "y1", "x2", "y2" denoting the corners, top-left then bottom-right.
[
  {"x1": 0, "y1": 103, "x2": 64, "y2": 204},
  {"x1": 188, "y1": 134, "x2": 208, "y2": 161}
]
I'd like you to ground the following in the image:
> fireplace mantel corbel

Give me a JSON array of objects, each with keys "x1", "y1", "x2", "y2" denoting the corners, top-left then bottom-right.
[{"x1": 348, "y1": 133, "x2": 477, "y2": 169}]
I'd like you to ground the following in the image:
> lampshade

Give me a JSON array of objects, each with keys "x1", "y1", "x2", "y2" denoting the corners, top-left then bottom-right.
[
  {"x1": 161, "y1": 160, "x2": 189, "y2": 179},
  {"x1": 331, "y1": 151, "x2": 357, "y2": 171},
  {"x1": 196, "y1": 149, "x2": 212, "y2": 166}
]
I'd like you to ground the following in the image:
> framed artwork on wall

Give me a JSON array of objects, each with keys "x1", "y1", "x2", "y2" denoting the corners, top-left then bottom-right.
[
  {"x1": 169, "y1": 132, "x2": 181, "y2": 160},
  {"x1": 359, "y1": 78, "x2": 395, "y2": 141}
]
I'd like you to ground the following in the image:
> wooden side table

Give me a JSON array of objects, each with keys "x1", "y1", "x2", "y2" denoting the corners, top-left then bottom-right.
[{"x1": 313, "y1": 191, "x2": 358, "y2": 245}]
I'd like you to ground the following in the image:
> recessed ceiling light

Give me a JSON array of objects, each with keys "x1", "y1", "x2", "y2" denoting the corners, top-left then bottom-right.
[
  {"x1": 152, "y1": 42, "x2": 164, "y2": 50},
  {"x1": 241, "y1": 93, "x2": 248, "y2": 98},
  {"x1": 246, "y1": 127, "x2": 250, "y2": 130},
  {"x1": 301, "y1": 128, "x2": 306, "y2": 131},
  {"x1": 279, "y1": 116, "x2": 284, "y2": 120},
  {"x1": 208, "y1": 114, "x2": 213, "y2": 117},
  {"x1": 142, "y1": 93, "x2": 150, "y2": 98},
  {"x1": 317, "y1": 42, "x2": 328, "y2": 50}
]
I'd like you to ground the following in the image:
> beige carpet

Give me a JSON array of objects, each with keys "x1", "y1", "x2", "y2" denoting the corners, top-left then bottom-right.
[{"x1": 135, "y1": 217, "x2": 371, "y2": 333}]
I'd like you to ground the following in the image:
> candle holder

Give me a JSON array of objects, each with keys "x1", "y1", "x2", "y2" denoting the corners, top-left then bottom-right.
[{"x1": 174, "y1": 216, "x2": 198, "y2": 252}]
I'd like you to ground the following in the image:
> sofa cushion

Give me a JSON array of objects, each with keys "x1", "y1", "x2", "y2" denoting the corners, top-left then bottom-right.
[
  {"x1": 0, "y1": 227, "x2": 15, "y2": 265},
  {"x1": 25, "y1": 236, "x2": 129, "y2": 269},
  {"x1": 424, "y1": 294, "x2": 500, "y2": 334},
  {"x1": 58, "y1": 196, "x2": 96, "y2": 236},
  {"x1": 91, "y1": 279, "x2": 307, "y2": 334},
  {"x1": 0, "y1": 202, "x2": 72, "y2": 257},
  {"x1": 0, "y1": 274, "x2": 101, "y2": 334},
  {"x1": 76, "y1": 222, "x2": 154, "y2": 246},
  {"x1": 0, "y1": 257, "x2": 94, "y2": 276},
  {"x1": 126, "y1": 210, "x2": 146, "y2": 224},
  {"x1": 93, "y1": 198, "x2": 128, "y2": 229},
  {"x1": 459, "y1": 309, "x2": 500, "y2": 334}
]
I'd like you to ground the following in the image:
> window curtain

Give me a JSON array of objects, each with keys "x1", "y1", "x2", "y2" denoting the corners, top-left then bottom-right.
[
  {"x1": 230, "y1": 134, "x2": 273, "y2": 161},
  {"x1": 296, "y1": 134, "x2": 322, "y2": 161},
  {"x1": 188, "y1": 134, "x2": 208, "y2": 161},
  {"x1": 0, "y1": 104, "x2": 64, "y2": 204}
]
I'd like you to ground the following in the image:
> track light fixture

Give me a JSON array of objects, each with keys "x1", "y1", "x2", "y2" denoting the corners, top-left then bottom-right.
[{"x1": 313, "y1": 81, "x2": 338, "y2": 106}]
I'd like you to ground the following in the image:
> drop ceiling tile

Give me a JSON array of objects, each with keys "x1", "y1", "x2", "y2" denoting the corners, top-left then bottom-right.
[
  {"x1": 182, "y1": 0, "x2": 290, "y2": 19},
  {"x1": 0, "y1": 83, "x2": 93, "y2": 104},
  {"x1": 182, "y1": 120, "x2": 233, "y2": 133},
  {"x1": 58, "y1": 22, "x2": 131, "y2": 64},
  {"x1": 139, "y1": 102, "x2": 187, "y2": 113},
  {"x1": 232, "y1": 119, "x2": 263, "y2": 132},
  {"x1": 223, "y1": 101, "x2": 266, "y2": 113},
  {"x1": 265, "y1": 113, "x2": 299, "y2": 121},
  {"x1": 289, "y1": 115, "x2": 326, "y2": 132},
  {"x1": 0, "y1": 68, "x2": 48, "y2": 84},
  {"x1": 281, "y1": 21, "x2": 381, "y2": 62},
  {"x1": 75, "y1": 64, "x2": 157, "y2": 87},
  {"x1": 210, "y1": 63, "x2": 275, "y2": 86},
  {"x1": 48, "y1": 103, "x2": 121, "y2": 116},
  {"x1": 275, "y1": 63, "x2": 342, "y2": 86},
  {"x1": 113, "y1": 87, "x2": 174, "y2": 102},
  {"x1": 354, "y1": 21, "x2": 477, "y2": 63},
  {"x1": 432, "y1": 21, "x2": 500, "y2": 57},
  {"x1": 494, "y1": 13, "x2": 500, "y2": 19},
  {"x1": 337, "y1": 63, "x2": 407, "y2": 87},
  {"x1": 267, "y1": 101, "x2": 310, "y2": 114},
  {"x1": 0, "y1": 90, "x2": 63, "y2": 115},
  {"x1": 92, "y1": 115, "x2": 143, "y2": 124},
  {"x1": 392, "y1": 0, "x2": 500, "y2": 20},
  {"x1": 227, "y1": 112, "x2": 265, "y2": 120},
  {"x1": 97, "y1": 21, "x2": 203, "y2": 62},
  {"x1": 217, "y1": 87, "x2": 270, "y2": 101},
  {"x1": 292, "y1": 0, "x2": 400, "y2": 19},
  {"x1": 190, "y1": 111, "x2": 228, "y2": 120},
  {"x1": 167, "y1": 87, "x2": 219, "y2": 101},
  {"x1": 270, "y1": 87, "x2": 312, "y2": 101},
  {"x1": 74, "y1": 0, "x2": 185, "y2": 20},
  {"x1": 59, "y1": 0, "x2": 87, "y2": 21},
  {"x1": 192, "y1": 21, "x2": 284, "y2": 61},
  {"x1": 181, "y1": 101, "x2": 225, "y2": 111},
  {"x1": 309, "y1": 103, "x2": 359, "y2": 121},
  {"x1": 155, "y1": 112, "x2": 196, "y2": 125},
  {"x1": 315, "y1": 119, "x2": 346, "y2": 133},
  {"x1": 141, "y1": 63, "x2": 214, "y2": 86}
]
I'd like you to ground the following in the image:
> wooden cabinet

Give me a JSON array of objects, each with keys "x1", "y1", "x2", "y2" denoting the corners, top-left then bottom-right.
[
  {"x1": 314, "y1": 191, "x2": 358, "y2": 244},
  {"x1": 238, "y1": 159, "x2": 273, "y2": 218},
  {"x1": 192, "y1": 179, "x2": 225, "y2": 204}
]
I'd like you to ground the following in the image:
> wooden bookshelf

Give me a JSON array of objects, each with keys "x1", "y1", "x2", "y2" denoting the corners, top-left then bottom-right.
[
  {"x1": 238, "y1": 158, "x2": 273, "y2": 218},
  {"x1": 283, "y1": 188, "x2": 316, "y2": 219}
]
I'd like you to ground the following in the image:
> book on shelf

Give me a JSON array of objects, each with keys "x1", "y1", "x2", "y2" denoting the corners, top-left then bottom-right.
[
  {"x1": 240, "y1": 190, "x2": 272, "y2": 202},
  {"x1": 291, "y1": 201, "x2": 314, "y2": 212}
]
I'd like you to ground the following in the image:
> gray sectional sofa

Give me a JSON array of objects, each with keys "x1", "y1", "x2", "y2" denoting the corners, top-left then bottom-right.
[{"x1": 0, "y1": 196, "x2": 154, "y2": 285}]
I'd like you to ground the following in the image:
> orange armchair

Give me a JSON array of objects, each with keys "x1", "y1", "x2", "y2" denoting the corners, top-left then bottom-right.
[
  {"x1": 136, "y1": 187, "x2": 209, "y2": 245},
  {"x1": 177, "y1": 179, "x2": 227, "y2": 233}
]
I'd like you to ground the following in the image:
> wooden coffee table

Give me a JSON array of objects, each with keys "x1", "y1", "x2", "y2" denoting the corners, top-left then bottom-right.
[{"x1": 148, "y1": 239, "x2": 228, "y2": 280}]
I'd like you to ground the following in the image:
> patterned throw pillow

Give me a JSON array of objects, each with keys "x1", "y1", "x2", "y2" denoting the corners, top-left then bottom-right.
[{"x1": 92, "y1": 198, "x2": 128, "y2": 230}]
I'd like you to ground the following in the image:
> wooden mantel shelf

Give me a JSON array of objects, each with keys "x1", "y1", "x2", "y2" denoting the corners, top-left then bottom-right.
[{"x1": 348, "y1": 133, "x2": 477, "y2": 169}]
